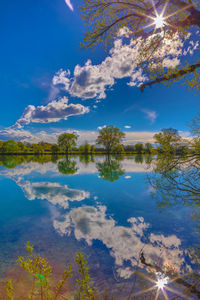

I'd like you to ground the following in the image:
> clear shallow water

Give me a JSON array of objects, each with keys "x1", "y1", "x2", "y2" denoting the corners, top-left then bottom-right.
[{"x1": 0, "y1": 155, "x2": 199, "y2": 298}]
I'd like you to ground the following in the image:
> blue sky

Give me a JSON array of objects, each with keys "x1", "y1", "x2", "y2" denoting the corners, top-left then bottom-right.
[{"x1": 0, "y1": 0, "x2": 199, "y2": 144}]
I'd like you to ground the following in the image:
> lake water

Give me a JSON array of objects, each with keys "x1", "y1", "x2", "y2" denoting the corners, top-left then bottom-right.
[{"x1": 0, "y1": 155, "x2": 199, "y2": 298}]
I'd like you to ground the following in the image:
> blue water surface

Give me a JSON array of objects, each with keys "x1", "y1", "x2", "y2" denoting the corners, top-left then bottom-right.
[{"x1": 0, "y1": 155, "x2": 199, "y2": 298}]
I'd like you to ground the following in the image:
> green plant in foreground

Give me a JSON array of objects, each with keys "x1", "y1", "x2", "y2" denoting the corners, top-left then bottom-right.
[
  {"x1": 5, "y1": 242, "x2": 200, "y2": 299},
  {"x1": 6, "y1": 279, "x2": 14, "y2": 300},
  {"x1": 4, "y1": 242, "x2": 101, "y2": 300},
  {"x1": 5, "y1": 242, "x2": 75, "y2": 299},
  {"x1": 75, "y1": 252, "x2": 96, "y2": 300},
  {"x1": 17, "y1": 242, "x2": 54, "y2": 299}
]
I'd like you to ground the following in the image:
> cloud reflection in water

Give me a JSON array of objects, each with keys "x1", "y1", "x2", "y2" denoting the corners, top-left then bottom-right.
[{"x1": 53, "y1": 205, "x2": 189, "y2": 278}]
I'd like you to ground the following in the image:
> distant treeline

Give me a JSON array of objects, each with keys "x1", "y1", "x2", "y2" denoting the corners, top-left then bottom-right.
[
  {"x1": 0, "y1": 139, "x2": 156, "y2": 155},
  {"x1": 0, "y1": 126, "x2": 196, "y2": 155}
]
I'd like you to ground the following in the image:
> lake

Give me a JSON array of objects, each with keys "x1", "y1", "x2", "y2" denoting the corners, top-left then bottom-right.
[{"x1": 0, "y1": 155, "x2": 199, "y2": 298}]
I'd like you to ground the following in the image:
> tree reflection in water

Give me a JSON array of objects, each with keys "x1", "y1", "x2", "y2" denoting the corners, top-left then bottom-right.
[
  {"x1": 147, "y1": 153, "x2": 200, "y2": 298},
  {"x1": 1, "y1": 153, "x2": 200, "y2": 297},
  {"x1": 134, "y1": 154, "x2": 144, "y2": 164},
  {"x1": 0, "y1": 155, "x2": 28, "y2": 168},
  {"x1": 96, "y1": 155, "x2": 125, "y2": 182},
  {"x1": 0, "y1": 154, "x2": 60, "y2": 168},
  {"x1": 58, "y1": 157, "x2": 78, "y2": 175},
  {"x1": 149, "y1": 154, "x2": 200, "y2": 210},
  {"x1": 79, "y1": 154, "x2": 95, "y2": 165}
]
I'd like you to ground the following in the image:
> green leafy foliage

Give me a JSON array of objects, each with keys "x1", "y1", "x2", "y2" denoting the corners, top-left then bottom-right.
[
  {"x1": 17, "y1": 241, "x2": 53, "y2": 299},
  {"x1": 134, "y1": 143, "x2": 144, "y2": 154},
  {"x1": 6, "y1": 279, "x2": 14, "y2": 300},
  {"x1": 154, "y1": 128, "x2": 182, "y2": 154},
  {"x1": 111, "y1": 144, "x2": 125, "y2": 154},
  {"x1": 75, "y1": 252, "x2": 96, "y2": 300},
  {"x1": 4, "y1": 242, "x2": 95, "y2": 300},
  {"x1": 4, "y1": 242, "x2": 200, "y2": 299},
  {"x1": 4, "y1": 242, "x2": 106, "y2": 299},
  {"x1": 80, "y1": 0, "x2": 200, "y2": 91},
  {"x1": 96, "y1": 126, "x2": 125, "y2": 154},
  {"x1": 58, "y1": 133, "x2": 77, "y2": 154},
  {"x1": 51, "y1": 144, "x2": 60, "y2": 154},
  {"x1": 79, "y1": 141, "x2": 91, "y2": 155},
  {"x1": 0, "y1": 140, "x2": 18, "y2": 154}
]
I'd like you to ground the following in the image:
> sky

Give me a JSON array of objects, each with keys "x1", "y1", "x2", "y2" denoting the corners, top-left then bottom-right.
[{"x1": 0, "y1": 0, "x2": 199, "y2": 145}]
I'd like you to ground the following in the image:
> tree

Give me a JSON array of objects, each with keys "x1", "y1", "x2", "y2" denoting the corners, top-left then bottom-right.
[
  {"x1": 58, "y1": 133, "x2": 77, "y2": 154},
  {"x1": 79, "y1": 141, "x2": 91, "y2": 155},
  {"x1": 1, "y1": 140, "x2": 18, "y2": 154},
  {"x1": 38, "y1": 141, "x2": 52, "y2": 153},
  {"x1": 51, "y1": 144, "x2": 60, "y2": 154},
  {"x1": 191, "y1": 138, "x2": 200, "y2": 155},
  {"x1": 81, "y1": 0, "x2": 200, "y2": 90},
  {"x1": 32, "y1": 143, "x2": 44, "y2": 154},
  {"x1": 17, "y1": 142, "x2": 26, "y2": 153},
  {"x1": 154, "y1": 128, "x2": 182, "y2": 154},
  {"x1": 90, "y1": 144, "x2": 96, "y2": 154},
  {"x1": 111, "y1": 144, "x2": 125, "y2": 154},
  {"x1": 96, "y1": 126, "x2": 125, "y2": 154},
  {"x1": 134, "y1": 143, "x2": 144, "y2": 154},
  {"x1": 187, "y1": 110, "x2": 200, "y2": 155},
  {"x1": 124, "y1": 145, "x2": 135, "y2": 152},
  {"x1": 191, "y1": 111, "x2": 200, "y2": 136},
  {"x1": 144, "y1": 143, "x2": 153, "y2": 154}
]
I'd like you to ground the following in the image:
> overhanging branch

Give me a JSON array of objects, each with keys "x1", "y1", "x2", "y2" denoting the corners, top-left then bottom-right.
[{"x1": 140, "y1": 61, "x2": 200, "y2": 92}]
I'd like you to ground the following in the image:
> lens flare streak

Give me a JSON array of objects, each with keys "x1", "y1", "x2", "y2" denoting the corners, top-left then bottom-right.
[
  {"x1": 132, "y1": 269, "x2": 190, "y2": 299},
  {"x1": 143, "y1": 0, "x2": 193, "y2": 32}
]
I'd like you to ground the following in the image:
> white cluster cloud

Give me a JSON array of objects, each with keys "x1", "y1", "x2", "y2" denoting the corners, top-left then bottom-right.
[
  {"x1": 53, "y1": 32, "x2": 197, "y2": 100},
  {"x1": 53, "y1": 205, "x2": 188, "y2": 276},
  {"x1": 124, "y1": 125, "x2": 131, "y2": 129},
  {"x1": 11, "y1": 97, "x2": 89, "y2": 129},
  {"x1": 53, "y1": 70, "x2": 71, "y2": 90}
]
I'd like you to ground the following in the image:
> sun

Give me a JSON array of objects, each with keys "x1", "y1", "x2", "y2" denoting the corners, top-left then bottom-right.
[
  {"x1": 155, "y1": 272, "x2": 169, "y2": 290},
  {"x1": 141, "y1": 0, "x2": 193, "y2": 32},
  {"x1": 138, "y1": 0, "x2": 192, "y2": 33},
  {"x1": 153, "y1": 15, "x2": 166, "y2": 29}
]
